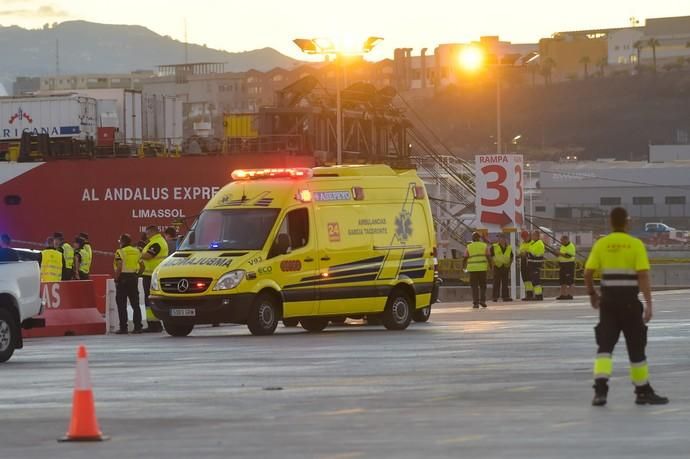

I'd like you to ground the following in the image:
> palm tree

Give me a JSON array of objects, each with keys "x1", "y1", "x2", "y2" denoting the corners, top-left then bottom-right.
[
  {"x1": 579, "y1": 56, "x2": 591, "y2": 79},
  {"x1": 647, "y1": 38, "x2": 660, "y2": 74},
  {"x1": 596, "y1": 56, "x2": 608, "y2": 77},
  {"x1": 633, "y1": 40, "x2": 644, "y2": 67}
]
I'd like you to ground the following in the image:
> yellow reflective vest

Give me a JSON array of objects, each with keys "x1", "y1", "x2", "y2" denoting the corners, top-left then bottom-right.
[
  {"x1": 77, "y1": 244, "x2": 93, "y2": 274},
  {"x1": 466, "y1": 241, "x2": 489, "y2": 272},
  {"x1": 41, "y1": 248, "x2": 63, "y2": 282},
  {"x1": 558, "y1": 242, "x2": 576, "y2": 264},
  {"x1": 492, "y1": 243, "x2": 512, "y2": 268},
  {"x1": 519, "y1": 241, "x2": 531, "y2": 257},
  {"x1": 61, "y1": 242, "x2": 74, "y2": 269},
  {"x1": 528, "y1": 240, "x2": 545, "y2": 263},
  {"x1": 142, "y1": 233, "x2": 169, "y2": 276},
  {"x1": 114, "y1": 246, "x2": 141, "y2": 274}
]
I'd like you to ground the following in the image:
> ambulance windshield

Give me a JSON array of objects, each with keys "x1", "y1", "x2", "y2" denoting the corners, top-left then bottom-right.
[{"x1": 180, "y1": 209, "x2": 280, "y2": 251}]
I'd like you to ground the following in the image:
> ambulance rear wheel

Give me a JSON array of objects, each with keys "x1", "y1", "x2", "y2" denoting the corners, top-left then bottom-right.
[
  {"x1": 164, "y1": 321, "x2": 194, "y2": 337},
  {"x1": 300, "y1": 317, "x2": 329, "y2": 333},
  {"x1": 247, "y1": 293, "x2": 279, "y2": 336},
  {"x1": 413, "y1": 306, "x2": 431, "y2": 323},
  {"x1": 382, "y1": 289, "x2": 413, "y2": 331}
]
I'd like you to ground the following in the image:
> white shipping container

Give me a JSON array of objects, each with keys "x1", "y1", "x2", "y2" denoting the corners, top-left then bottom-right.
[
  {"x1": 142, "y1": 94, "x2": 183, "y2": 147},
  {"x1": 0, "y1": 95, "x2": 97, "y2": 141}
]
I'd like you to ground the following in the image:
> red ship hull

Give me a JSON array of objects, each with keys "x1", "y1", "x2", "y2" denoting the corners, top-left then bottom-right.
[{"x1": 0, "y1": 154, "x2": 313, "y2": 273}]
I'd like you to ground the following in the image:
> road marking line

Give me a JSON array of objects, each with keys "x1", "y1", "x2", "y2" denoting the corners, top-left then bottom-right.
[
  {"x1": 651, "y1": 408, "x2": 682, "y2": 415},
  {"x1": 439, "y1": 435, "x2": 486, "y2": 445},
  {"x1": 320, "y1": 408, "x2": 367, "y2": 416},
  {"x1": 506, "y1": 386, "x2": 536, "y2": 392}
]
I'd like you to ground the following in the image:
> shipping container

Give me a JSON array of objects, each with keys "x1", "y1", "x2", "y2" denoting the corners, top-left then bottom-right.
[
  {"x1": 142, "y1": 94, "x2": 183, "y2": 148},
  {"x1": 0, "y1": 94, "x2": 97, "y2": 141}
]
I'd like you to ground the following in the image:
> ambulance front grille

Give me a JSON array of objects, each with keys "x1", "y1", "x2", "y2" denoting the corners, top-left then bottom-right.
[{"x1": 160, "y1": 277, "x2": 213, "y2": 294}]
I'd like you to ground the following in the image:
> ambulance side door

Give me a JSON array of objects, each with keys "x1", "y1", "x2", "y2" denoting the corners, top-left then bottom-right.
[{"x1": 266, "y1": 206, "x2": 319, "y2": 317}]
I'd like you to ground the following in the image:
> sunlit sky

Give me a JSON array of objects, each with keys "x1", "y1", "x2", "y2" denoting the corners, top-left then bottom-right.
[{"x1": 1, "y1": 0, "x2": 689, "y2": 60}]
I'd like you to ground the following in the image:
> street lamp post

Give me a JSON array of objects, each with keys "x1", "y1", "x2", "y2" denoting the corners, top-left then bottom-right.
[{"x1": 293, "y1": 36, "x2": 383, "y2": 165}]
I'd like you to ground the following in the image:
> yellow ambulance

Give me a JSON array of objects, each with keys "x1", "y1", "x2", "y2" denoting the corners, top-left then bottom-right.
[{"x1": 149, "y1": 165, "x2": 439, "y2": 336}]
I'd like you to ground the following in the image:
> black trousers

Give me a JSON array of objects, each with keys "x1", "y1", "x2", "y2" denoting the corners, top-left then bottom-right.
[
  {"x1": 116, "y1": 274, "x2": 142, "y2": 330},
  {"x1": 61, "y1": 268, "x2": 73, "y2": 281},
  {"x1": 559, "y1": 262, "x2": 575, "y2": 286},
  {"x1": 493, "y1": 266, "x2": 510, "y2": 300},
  {"x1": 520, "y1": 257, "x2": 529, "y2": 283},
  {"x1": 142, "y1": 275, "x2": 152, "y2": 308},
  {"x1": 595, "y1": 295, "x2": 647, "y2": 364},
  {"x1": 469, "y1": 271, "x2": 487, "y2": 305},
  {"x1": 529, "y1": 262, "x2": 543, "y2": 293}
]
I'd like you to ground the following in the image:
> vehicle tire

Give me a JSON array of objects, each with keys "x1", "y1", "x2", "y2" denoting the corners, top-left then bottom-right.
[
  {"x1": 164, "y1": 321, "x2": 194, "y2": 337},
  {"x1": 300, "y1": 317, "x2": 329, "y2": 333},
  {"x1": 382, "y1": 289, "x2": 413, "y2": 331},
  {"x1": 283, "y1": 318, "x2": 300, "y2": 328},
  {"x1": 413, "y1": 306, "x2": 431, "y2": 323},
  {"x1": 0, "y1": 309, "x2": 18, "y2": 363},
  {"x1": 247, "y1": 293, "x2": 280, "y2": 336}
]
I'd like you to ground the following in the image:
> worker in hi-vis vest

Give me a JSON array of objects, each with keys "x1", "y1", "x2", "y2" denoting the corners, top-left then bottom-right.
[
  {"x1": 519, "y1": 230, "x2": 533, "y2": 300},
  {"x1": 114, "y1": 233, "x2": 145, "y2": 335},
  {"x1": 463, "y1": 232, "x2": 492, "y2": 309},
  {"x1": 556, "y1": 234, "x2": 576, "y2": 300},
  {"x1": 491, "y1": 233, "x2": 514, "y2": 302},
  {"x1": 53, "y1": 232, "x2": 74, "y2": 281},
  {"x1": 140, "y1": 225, "x2": 169, "y2": 333},
  {"x1": 40, "y1": 237, "x2": 63, "y2": 283},
  {"x1": 584, "y1": 207, "x2": 668, "y2": 407},
  {"x1": 527, "y1": 230, "x2": 545, "y2": 301}
]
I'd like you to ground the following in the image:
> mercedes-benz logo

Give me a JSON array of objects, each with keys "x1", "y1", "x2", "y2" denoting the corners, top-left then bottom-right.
[{"x1": 177, "y1": 279, "x2": 190, "y2": 293}]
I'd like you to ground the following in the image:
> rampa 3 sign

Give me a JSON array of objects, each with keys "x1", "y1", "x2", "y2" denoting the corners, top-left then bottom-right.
[{"x1": 474, "y1": 154, "x2": 525, "y2": 232}]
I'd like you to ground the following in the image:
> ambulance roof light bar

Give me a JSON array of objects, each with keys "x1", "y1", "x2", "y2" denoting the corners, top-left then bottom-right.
[{"x1": 231, "y1": 168, "x2": 313, "y2": 181}]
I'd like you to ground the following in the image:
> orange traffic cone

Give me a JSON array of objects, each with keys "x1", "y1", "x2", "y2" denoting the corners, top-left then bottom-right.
[{"x1": 58, "y1": 344, "x2": 109, "y2": 442}]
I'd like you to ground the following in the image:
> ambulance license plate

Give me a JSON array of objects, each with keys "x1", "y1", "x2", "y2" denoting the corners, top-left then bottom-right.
[{"x1": 170, "y1": 308, "x2": 196, "y2": 317}]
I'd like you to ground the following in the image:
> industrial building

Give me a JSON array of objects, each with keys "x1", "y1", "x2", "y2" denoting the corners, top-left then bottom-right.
[{"x1": 532, "y1": 146, "x2": 690, "y2": 229}]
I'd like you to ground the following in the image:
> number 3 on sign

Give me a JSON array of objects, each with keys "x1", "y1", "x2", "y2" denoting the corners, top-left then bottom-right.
[
  {"x1": 514, "y1": 163, "x2": 523, "y2": 207},
  {"x1": 480, "y1": 165, "x2": 508, "y2": 207}
]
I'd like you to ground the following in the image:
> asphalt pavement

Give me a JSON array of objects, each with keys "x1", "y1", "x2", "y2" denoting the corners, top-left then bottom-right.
[{"x1": 2, "y1": 291, "x2": 689, "y2": 458}]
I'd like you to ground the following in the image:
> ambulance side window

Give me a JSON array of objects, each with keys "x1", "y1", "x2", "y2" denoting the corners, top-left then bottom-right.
[{"x1": 268, "y1": 208, "x2": 309, "y2": 258}]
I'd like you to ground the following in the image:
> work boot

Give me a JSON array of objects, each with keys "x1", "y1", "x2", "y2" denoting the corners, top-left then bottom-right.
[
  {"x1": 535, "y1": 295, "x2": 544, "y2": 301},
  {"x1": 132, "y1": 327, "x2": 143, "y2": 334},
  {"x1": 472, "y1": 303, "x2": 480, "y2": 309},
  {"x1": 635, "y1": 384, "x2": 669, "y2": 405},
  {"x1": 115, "y1": 329, "x2": 128, "y2": 335},
  {"x1": 566, "y1": 295, "x2": 574, "y2": 300},
  {"x1": 556, "y1": 295, "x2": 566, "y2": 300},
  {"x1": 480, "y1": 303, "x2": 487, "y2": 308},
  {"x1": 592, "y1": 379, "x2": 609, "y2": 406}
]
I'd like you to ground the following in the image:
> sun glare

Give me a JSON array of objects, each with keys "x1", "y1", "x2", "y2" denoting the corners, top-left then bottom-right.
[{"x1": 458, "y1": 46, "x2": 485, "y2": 72}]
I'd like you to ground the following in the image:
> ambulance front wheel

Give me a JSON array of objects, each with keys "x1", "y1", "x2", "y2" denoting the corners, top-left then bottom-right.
[
  {"x1": 382, "y1": 289, "x2": 413, "y2": 331},
  {"x1": 413, "y1": 306, "x2": 431, "y2": 323},
  {"x1": 300, "y1": 317, "x2": 329, "y2": 333},
  {"x1": 247, "y1": 293, "x2": 280, "y2": 336}
]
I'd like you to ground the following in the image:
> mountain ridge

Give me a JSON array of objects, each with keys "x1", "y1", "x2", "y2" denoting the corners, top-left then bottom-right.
[{"x1": 0, "y1": 20, "x2": 300, "y2": 93}]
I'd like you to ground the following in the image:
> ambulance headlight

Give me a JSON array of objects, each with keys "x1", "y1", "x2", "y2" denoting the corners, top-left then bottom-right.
[
  {"x1": 214, "y1": 270, "x2": 245, "y2": 291},
  {"x1": 151, "y1": 270, "x2": 160, "y2": 291}
]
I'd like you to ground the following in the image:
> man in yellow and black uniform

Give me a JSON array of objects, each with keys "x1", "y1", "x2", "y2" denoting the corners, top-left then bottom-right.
[
  {"x1": 584, "y1": 207, "x2": 668, "y2": 406},
  {"x1": 40, "y1": 237, "x2": 63, "y2": 283},
  {"x1": 463, "y1": 232, "x2": 491, "y2": 309},
  {"x1": 527, "y1": 230, "x2": 545, "y2": 301},
  {"x1": 54, "y1": 232, "x2": 74, "y2": 280},
  {"x1": 519, "y1": 230, "x2": 533, "y2": 300},
  {"x1": 141, "y1": 225, "x2": 169, "y2": 332},
  {"x1": 73, "y1": 236, "x2": 92, "y2": 280},
  {"x1": 556, "y1": 234, "x2": 576, "y2": 300},
  {"x1": 491, "y1": 233, "x2": 513, "y2": 302},
  {"x1": 114, "y1": 234, "x2": 145, "y2": 335}
]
